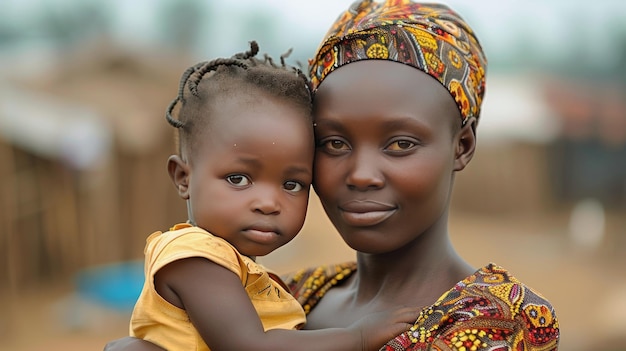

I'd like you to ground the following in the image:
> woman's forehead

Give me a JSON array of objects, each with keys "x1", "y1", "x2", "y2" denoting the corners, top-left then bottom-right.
[{"x1": 314, "y1": 60, "x2": 459, "y2": 118}]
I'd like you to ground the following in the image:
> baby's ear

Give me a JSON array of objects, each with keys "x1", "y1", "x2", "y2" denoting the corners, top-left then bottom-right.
[
  {"x1": 167, "y1": 155, "x2": 191, "y2": 199},
  {"x1": 453, "y1": 117, "x2": 477, "y2": 171}
]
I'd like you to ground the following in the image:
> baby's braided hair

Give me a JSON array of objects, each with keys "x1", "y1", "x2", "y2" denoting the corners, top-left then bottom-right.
[{"x1": 166, "y1": 41, "x2": 312, "y2": 156}]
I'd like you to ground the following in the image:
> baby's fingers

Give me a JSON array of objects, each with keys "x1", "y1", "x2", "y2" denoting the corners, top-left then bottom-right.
[
  {"x1": 385, "y1": 307, "x2": 421, "y2": 339},
  {"x1": 391, "y1": 306, "x2": 421, "y2": 324}
]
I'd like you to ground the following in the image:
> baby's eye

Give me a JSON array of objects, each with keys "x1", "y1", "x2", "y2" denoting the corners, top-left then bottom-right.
[
  {"x1": 284, "y1": 181, "x2": 305, "y2": 193},
  {"x1": 226, "y1": 174, "x2": 251, "y2": 187},
  {"x1": 387, "y1": 140, "x2": 416, "y2": 151}
]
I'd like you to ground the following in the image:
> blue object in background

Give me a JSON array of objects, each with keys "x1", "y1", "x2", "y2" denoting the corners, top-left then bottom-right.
[{"x1": 75, "y1": 260, "x2": 144, "y2": 312}]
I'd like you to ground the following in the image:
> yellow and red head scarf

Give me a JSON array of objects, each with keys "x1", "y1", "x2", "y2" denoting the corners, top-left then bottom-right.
[{"x1": 309, "y1": 0, "x2": 487, "y2": 124}]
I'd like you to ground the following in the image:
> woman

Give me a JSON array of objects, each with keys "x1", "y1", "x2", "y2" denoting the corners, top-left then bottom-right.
[{"x1": 106, "y1": 1, "x2": 559, "y2": 350}]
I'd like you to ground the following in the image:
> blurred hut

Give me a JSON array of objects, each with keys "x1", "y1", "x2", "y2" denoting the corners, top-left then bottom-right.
[
  {"x1": 0, "y1": 41, "x2": 189, "y2": 289},
  {"x1": 543, "y1": 78, "x2": 626, "y2": 208},
  {"x1": 450, "y1": 74, "x2": 560, "y2": 215}
]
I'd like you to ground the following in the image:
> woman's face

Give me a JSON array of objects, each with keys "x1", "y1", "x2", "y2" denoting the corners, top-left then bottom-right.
[{"x1": 312, "y1": 60, "x2": 466, "y2": 254}]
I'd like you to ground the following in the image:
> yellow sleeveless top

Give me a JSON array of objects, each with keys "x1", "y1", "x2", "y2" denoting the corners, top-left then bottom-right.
[{"x1": 130, "y1": 223, "x2": 306, "y2": 350}]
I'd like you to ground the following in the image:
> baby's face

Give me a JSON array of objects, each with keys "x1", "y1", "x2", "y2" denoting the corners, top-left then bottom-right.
[{"x1": 186, "y1": 92, "x2": 313, "y2": 257}]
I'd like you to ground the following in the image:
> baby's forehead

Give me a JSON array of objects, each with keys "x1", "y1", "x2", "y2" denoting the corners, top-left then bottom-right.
[
  {"x1": 197, "y1": 108, "x2": 314, "y2": 156},
  {"x1": 207, "y1": 92, "x2": 312, "y2": 127}
]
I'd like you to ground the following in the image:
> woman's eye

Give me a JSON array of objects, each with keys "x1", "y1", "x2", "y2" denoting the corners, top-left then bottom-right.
[
  {"x1": 329, "y1": 140, "x2": 347, "y2": 150},
  {"x1": 319, "y1": 139, "x2": 350, "y2": 152},
  {"x1": 226, "y1": 174, "x2": 251, "y2": 187},
  {"x1": 387, "y1": 140, "x2": 416, "y2": 151},
  {"x1": 284, "y1": 181, "x2": 304, "y2": 193}
]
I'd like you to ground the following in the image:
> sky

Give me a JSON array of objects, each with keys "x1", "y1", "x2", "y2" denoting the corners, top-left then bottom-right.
[{"x1": 2, "y1": 0, "x2": 626, "y2": 67}]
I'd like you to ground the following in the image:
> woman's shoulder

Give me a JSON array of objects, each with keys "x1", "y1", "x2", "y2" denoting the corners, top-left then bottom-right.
[
  {"x1": 385, "y1": 263, "x2": 560, "y2": 350},
  {"x1": 283, "y1": 262, "x2": 357, "y2": 314},
  {"x1": 458, "y1": 262, "x2": 559, "y2": 326}
]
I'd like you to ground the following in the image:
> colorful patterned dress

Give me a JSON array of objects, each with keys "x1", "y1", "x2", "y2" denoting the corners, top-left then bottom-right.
[{"x1": 286, "y1": 262, "x2": 559, "y2": 350}]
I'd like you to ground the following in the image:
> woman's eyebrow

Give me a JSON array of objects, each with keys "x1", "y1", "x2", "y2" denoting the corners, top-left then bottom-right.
[{"x1": 379, "y1": 116, "x2": 429, "y2": 129}]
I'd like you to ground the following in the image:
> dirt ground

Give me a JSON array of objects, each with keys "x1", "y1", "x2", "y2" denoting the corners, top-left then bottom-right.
[{"x1": 2, "y1": 198, "x2": 625, "y2": 351}]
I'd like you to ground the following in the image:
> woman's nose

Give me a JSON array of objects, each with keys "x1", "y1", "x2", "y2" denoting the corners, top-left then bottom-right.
[{"x1": 346, "y1": 149, "x2": 384, "y2": 191}]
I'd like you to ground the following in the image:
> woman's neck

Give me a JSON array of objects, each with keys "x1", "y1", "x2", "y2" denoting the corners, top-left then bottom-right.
[
  {"x1": 350, "y1": 220, "x2": 474, "y2": 309},
  {"x1": 303, "y1": 218, "x2": 476, "y2": 330}
]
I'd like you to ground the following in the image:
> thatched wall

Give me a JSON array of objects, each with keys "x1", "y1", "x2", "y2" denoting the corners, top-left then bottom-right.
[{"x1": 0, "y1": 45, "x2": 190, "y2": 289}]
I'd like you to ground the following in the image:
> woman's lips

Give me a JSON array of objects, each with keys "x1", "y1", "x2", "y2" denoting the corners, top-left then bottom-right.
[{"x1": 339, "y1": 200, "x2": 396, "y2": 227}]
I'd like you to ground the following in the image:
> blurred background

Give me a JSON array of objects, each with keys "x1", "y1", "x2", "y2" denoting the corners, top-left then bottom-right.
[{"x1": 1, "y1": 0, "x2": 625, "y2": 350}]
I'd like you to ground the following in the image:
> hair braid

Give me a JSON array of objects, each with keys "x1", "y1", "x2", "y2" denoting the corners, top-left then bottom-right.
[
  {"x1": 262, "y1": 54, "x2": 276, "y2": 68},
  {"x1": 166, "y1": 59, "x2": 248, "y2": 128},
  {"x1": 166, "y1": 40, "x2": 312, "y2": 156},
  {"x1": 279, "y1": 48, "x2": 293, "y2": 68},
  {"x1": 234, "y1": 41, "x2": 259, "y2": 60},
  {"x1": 166, "y1": 62, "x2": 203, "y2": 128},
  {"x1": 188, "y1": 59, "x2": 248, "y2": 96}
]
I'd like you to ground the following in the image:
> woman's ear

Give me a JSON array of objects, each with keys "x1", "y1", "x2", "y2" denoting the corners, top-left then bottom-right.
[
  {"x1": 167, "y1": 155, "x2": 191, "y2": 200},
  {"x1": 453, "y1": 117, "x2": 477, "y2": 171}
]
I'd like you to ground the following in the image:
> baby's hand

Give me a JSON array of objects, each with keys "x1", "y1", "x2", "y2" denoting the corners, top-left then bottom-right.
[{"x1": 350, "y1": 307, "x2": 419, "y2": 351}]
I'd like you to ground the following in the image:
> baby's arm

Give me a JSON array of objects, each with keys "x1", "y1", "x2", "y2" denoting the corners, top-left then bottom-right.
[
  {"x1": 103, "y1": 337, "x2": 164, "y2": 351},
  {"x1": 155, "y1": 257, "x2": 417, "y2": 351}
]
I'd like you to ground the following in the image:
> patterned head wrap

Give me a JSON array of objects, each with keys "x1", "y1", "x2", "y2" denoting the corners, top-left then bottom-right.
[{"x1": 309, "y1": 0, "x2": 487, "y2": 124}]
